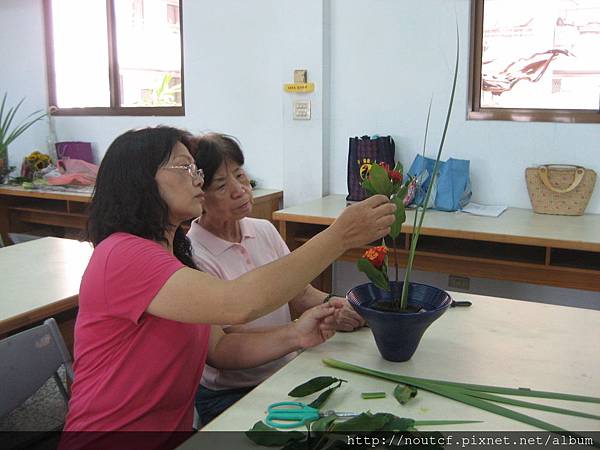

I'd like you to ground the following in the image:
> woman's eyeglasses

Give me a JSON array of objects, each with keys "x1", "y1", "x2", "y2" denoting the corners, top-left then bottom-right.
[{"x1": 162, "y1": 163, "x2": 204, "y2": 181}]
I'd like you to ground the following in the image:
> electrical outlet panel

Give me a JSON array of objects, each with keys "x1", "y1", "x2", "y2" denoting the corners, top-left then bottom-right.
[
  {"x1": 293, "y1": 100, "x2": 311, "y2": 120},
  {"x1": 448, "y1": 275, "x2": 470, "y2": 290}
]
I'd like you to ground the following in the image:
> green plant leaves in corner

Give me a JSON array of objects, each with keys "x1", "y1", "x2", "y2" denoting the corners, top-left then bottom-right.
[
  {"x1": 288, "y1": 376, "x2": 346, "y2": 398},
  {"x1": 357, "y1": 258, "x2": 389, "y2": 291},
  {"x1": 245, "y1": 421, "x2": 305, "y2": 447},
  {"x1": 394, "y1": 384, "x2": 418, "y2": 405}
]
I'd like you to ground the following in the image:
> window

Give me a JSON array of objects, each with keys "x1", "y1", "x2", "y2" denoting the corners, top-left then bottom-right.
[
  {"x1": 469, "y1": 0, "x2": 600, "y2": 123},
  {"x1": 44, "y1": 0, "x2": 184, "y2": 116}
]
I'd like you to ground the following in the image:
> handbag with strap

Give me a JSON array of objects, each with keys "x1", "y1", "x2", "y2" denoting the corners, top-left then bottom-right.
[
  {"x1": 346, "y1": 135, "x2": 395, "y2": 202},
  {"x1": 525, "y1": 164, "x2": 596, "y2": 216},
  {"x1": 406, "y1": 154, "x2": 472, "y2": 211}
]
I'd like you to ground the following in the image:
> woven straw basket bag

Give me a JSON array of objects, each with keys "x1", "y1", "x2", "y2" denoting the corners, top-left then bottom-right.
[{"x1": 525, "y1": 165, "x2": 596, "y2": 216}]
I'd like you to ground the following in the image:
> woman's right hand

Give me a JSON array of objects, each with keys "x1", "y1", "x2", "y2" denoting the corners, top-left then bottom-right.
[{"x1": 329, "y1": 195, "x2": 396, "y2": 250}]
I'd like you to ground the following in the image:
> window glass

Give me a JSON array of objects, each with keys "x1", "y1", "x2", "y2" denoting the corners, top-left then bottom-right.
[
  {"x1": 480, "y1": 0, "x2": 600, "y2": 110},
  {"x1": 50, "y1": 0, "x2": 110, "y2": 108},
  {"x1": 45, "y1": 0, "x2": 184, "y2": 115},
  {"x1": 114, "y1": 0, "x2": 182, "y2": 107}
]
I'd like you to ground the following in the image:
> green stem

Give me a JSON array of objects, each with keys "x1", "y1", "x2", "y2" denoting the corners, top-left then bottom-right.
[
  {"x1": 393, "y1": 236, "x2": 399, "y2": 304},
  {"x1": 400, "y1": 26, "x2": 459, "y2": 309}
]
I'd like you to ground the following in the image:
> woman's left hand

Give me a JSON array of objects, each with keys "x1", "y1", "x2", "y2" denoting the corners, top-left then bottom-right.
[{"x1": 327, "y1": 297, "x2": 366, "y2": 331}]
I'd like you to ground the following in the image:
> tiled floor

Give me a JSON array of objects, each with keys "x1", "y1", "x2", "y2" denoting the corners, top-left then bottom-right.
[{"x1": 0, "y1": 369, "x2": 67, "y2": 449}]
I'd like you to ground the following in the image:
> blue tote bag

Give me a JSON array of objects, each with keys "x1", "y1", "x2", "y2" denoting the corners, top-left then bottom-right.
[{"x1": 406, "y1": 154, "x2": 471, "y2": 211}]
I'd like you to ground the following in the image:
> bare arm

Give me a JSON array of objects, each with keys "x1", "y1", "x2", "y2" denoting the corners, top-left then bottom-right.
[
  {"x1": 147, "y1": 195, "x2": 395, "y2": 325},
  {"x1": 207, "y1": 303, "x2": 339, "y2": 369}
]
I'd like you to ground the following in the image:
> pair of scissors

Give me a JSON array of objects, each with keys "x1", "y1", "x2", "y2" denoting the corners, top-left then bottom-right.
[{"x1": 266, "y1": 401, "x2": 358, "y2": 429}]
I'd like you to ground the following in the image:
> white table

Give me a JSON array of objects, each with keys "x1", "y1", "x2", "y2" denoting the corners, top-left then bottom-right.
[
  {"x1": 178, "y1": 292, "x2": 600, "y2": 448},
  {"x1": 0, "y1": 237, "x2": 92, "y2": 335}
]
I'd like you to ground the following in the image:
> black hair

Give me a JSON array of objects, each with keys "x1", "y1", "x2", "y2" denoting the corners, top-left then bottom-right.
[
  {"x1": 193, "y1": 133, "x2": 245, "y2": 188},
  {"x1": 87, "y1": 126, "x2": 196, "y2": 269}
]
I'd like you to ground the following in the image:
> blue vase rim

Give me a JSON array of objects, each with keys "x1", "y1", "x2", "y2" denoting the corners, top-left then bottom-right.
[{"x1": 346, "y1": 281, "x2": 452, "y2": 316}]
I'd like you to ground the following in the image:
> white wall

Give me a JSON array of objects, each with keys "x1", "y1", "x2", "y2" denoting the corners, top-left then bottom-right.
[
  {"x1": 1, "y1": 0, "x2": 599, "y2": 306},
  {"x1": 0, "y1": 0, "x2": 48, "y2": 167},
  {"x1": 327, "y1": 0, "x2": 600, "y2": 213},
  {"x1": 0, "y1": 0, "x2": 327, "y2": 204}
]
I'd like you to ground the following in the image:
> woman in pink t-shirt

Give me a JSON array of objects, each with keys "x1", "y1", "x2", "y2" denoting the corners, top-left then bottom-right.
[
  {"x1": 60, "y1": 126, "x2": 395, "y2": 446},
  {"x1": 187, "y1": 133, "x2": 367, "y2": 427}
]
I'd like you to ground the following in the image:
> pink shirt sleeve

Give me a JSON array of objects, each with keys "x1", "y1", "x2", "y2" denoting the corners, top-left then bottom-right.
[
  {"x1": 265, "y1": 221, "x2": 290, "y2": 258},
  {"x1": 103, "y1": 234, "x2": 184, "y2": 323}
]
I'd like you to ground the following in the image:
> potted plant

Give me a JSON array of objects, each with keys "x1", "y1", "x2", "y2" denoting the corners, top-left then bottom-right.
[
  {"x1": 348, "y1": 29, "x2": 460, "y2": 362},
  {"x1": 0, "y1": 93, "x2": 46, "y2": 183}
]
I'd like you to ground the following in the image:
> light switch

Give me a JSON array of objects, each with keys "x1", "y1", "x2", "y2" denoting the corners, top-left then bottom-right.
[
  {"x1": 294, "y1": 70, "x2": 307, "y2": 83},
  {"x1": 293, "y1": 100, "x2": 311, "y2": 120}
]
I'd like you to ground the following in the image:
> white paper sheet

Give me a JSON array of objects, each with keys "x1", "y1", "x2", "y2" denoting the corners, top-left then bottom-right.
[{"x1": 461, "y1": 202, "x2": 507, "y2": 217}]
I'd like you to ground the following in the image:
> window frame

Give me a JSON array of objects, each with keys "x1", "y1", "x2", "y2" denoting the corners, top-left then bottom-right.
[
  {"x1": 468, "y1": 0, "x2": 600, "y2": 124},
  {"x1": 43, "y1": 0, "x2": 185, "y2": 116}
]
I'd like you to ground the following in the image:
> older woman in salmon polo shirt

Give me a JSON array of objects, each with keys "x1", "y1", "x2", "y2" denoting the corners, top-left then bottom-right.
[{"x1": 187, "y1": 133, "x2": 366, "y2": 428}]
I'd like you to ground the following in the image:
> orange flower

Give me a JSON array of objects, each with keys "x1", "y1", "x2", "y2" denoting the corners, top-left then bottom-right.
[{"x1": 362, "y1": 245, "x2": 388, "y2": 269}]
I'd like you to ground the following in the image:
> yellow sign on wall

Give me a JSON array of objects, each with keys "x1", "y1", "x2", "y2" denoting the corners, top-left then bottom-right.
[{"x1": 284, "y1": 82, "x2": 315, "y2": 93}]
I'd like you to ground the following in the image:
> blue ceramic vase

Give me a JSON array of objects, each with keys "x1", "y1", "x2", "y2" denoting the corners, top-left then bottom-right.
[{"x1": 347, "y1": 281, "x2": 452, "y2": 362}]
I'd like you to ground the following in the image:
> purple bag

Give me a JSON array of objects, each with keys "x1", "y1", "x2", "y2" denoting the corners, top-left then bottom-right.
[
  {"x1": 346, "y1": 135, "x2": 395, "y2": 201},
  {"x1": 55, "y1": 141, "x2": 94, "y2": 164}
]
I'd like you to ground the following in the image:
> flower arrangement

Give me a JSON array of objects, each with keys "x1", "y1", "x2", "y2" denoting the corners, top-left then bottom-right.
[
  {"x1": 356, "y1": 28, "x2": 460, "y2": 312},
  {"x1": 21, "y1": 151, "x2": 52, "y2": 181}
]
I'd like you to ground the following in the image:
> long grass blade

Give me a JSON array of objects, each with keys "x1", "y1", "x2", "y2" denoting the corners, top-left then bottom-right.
[
  {"x1": 458, "y1": 389, "x2": 600, "y2": 420},
  {"x1": 414, "y1": 380, "x2": 568, "y2": 433},
  {"x1": 323, "y1": 358, "x2": 572, "y2": 432},
  {"x1": 323, "y1": 358, "x2": 600, "y2": 404},
  {"x1": 414, "y1": 420, "x2": 483, "y2": 426},
  {"x1": 401, "y1": 26, "x2": 460, "y2": 308},
  {"x1": 400, "y1": 97, "x2": 433, "y2": 308}
]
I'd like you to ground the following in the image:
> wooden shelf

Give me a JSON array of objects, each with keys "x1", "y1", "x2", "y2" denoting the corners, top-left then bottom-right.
[
  {"x1": 277, "y1": 195, "x2": 600, "y2": 293},
  {"x1": 1, "y1": 186, "x2": 283, "y2": 245}
]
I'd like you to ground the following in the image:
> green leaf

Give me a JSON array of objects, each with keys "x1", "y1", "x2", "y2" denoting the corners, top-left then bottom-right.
[
  {"x1": 414, "y1": 420, "x2": 483, "y2": 426},
  {"x1": 325, "y1": 357, "x2": 600, "y2": 404},
  {"x1": 308, "y1": 381, "x2": 344, "y2": 409},
  {"x1": 357, "y1": 258, "x2": 389, "y2": 291},
  {"x1": 393, "y1": 162, "x2": 404, "y2": 175},
  {"x1": 361, "y1": 178, "x2": 378, "y2": 196},
  {"x1": 322, "y1": 358, "x2": 600, "y2": 433},
  {"x1": 379, "y1": 414, "x2": 415, "y2": 431},
  {"x1": 389, "y1": 196, "x2": 406, "y2": 240},
  {"x1": 330, "y1": 412, "x2": 389, "y2": 433},
  {"x1": 367, "y1": 163, "x2": 393, "y2": 197},
  {"x1": 245, "y1": 421, "x2": 306, "y2": 447},
  {"x1": 461, "y1": 389, "x2": 600, "y2": 420},
  {"x1": 309, "y1": 415, "x2": 336, "y2": 433},
  {"x1": 394, "y1": 384, "x2": 418, "y2": 405},
  {"x1": 361, "y1": 392, "x2": 386, "y2": 399},
  {"x1": 288, "y1": 376, "x2": 346, "y2": 397}
]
